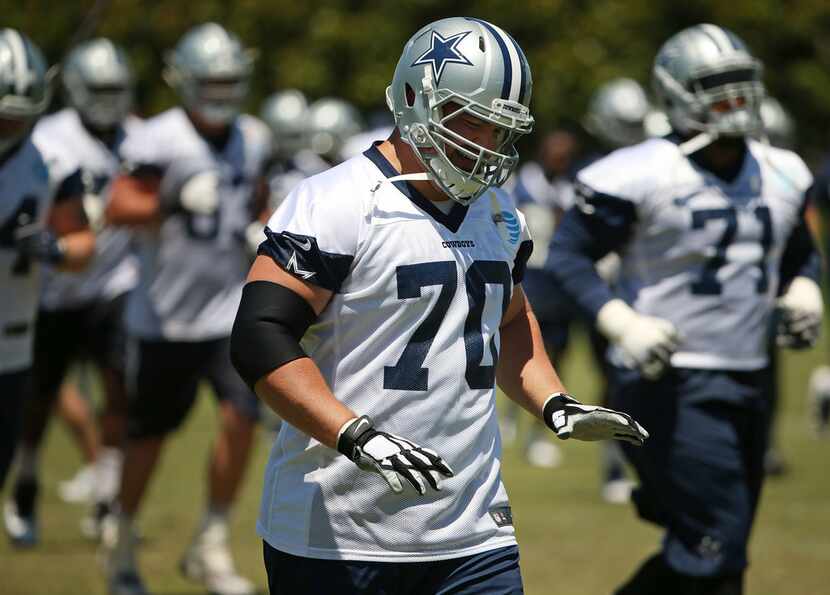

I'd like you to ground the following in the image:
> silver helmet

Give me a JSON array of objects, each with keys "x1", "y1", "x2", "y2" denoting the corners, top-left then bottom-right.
[
  {"x1": 261, "y1": 89, "x2": 310, "y2": 159},
  {"x1": 652, "y1": 24, "x2": 764, "y2": 143},
  {"x1": 387, "y1": 17, "x2": 534, "y2": 205},
  {"x1": 0, "y1": 28, "x2": 52, "y2": 155},
  {"x1": 308, "y1": 97, "x2": 364, "y2": 163},
  {"x1": 759, "y1": 96, "x2": 795, "y2": 149},
  {"x1": 63, "y1": 38, "x2": 133, "y2": 131},
  {"x1": 164, "y1": 22, "x2": 255, "y2": 126},
  {"x1": 584, "y1": 78, "x2": 650, "y2": 148}
]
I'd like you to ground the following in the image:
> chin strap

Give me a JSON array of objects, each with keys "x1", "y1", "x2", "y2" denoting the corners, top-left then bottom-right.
[{"x1": 677, "y1": 131, "x2": 718, "y2": 155}]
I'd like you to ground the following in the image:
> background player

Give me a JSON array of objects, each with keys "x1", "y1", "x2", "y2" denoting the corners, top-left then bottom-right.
[
  {"x1": 5, "y1": 38, "x2": 139, "y2": 547},
  {"x1": 231, "y1": 17, "x2": 648, "y2": 594},
  {"x1": 102, "y1": 23, "x2": 271, "y2": 595},
  {"x1": 0, "y1": 28, "x2": 96, "y2": 492},
  {"x1": 549, "y1": 24, "x2": 822, "y2": 594}
]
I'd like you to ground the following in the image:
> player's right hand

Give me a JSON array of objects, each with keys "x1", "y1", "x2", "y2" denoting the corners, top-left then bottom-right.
[
  {"x1": 336, "y1": 415, "x2": 454, "y2": 495},
  {"x1": 178, "y1": 171, "x2": 220, "y2": 215},
  {"x1": 597, "y1": 299, "x2": 681, "y2": 380}
]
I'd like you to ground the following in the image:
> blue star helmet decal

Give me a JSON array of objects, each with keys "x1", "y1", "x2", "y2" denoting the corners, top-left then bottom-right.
[{"x1": 411, "y1": 30, "x2": 474, "y2": 84}]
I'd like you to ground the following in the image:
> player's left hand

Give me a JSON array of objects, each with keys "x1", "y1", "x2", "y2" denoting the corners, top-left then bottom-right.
[
  {"x1": 543, "y1": 392, "x2": 648, "y2": 446},
  {"x1": 776, "y1": 276, "x2": 823, "y2": 350}
]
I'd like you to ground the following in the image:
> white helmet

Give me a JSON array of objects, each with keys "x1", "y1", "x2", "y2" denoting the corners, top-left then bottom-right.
[
  {"x1": 652, "y1": 23, "x2": 764, "y2": 149},
  {"x1": 63, "y1": 38, "x2": 133, "y2": 131},
  {"x1": 387, "y1": 17, "x2": 534, "y2": 205},
  {"x1": 261, "y1": 89, "x2": 311, "y2": 159},
  {"x1": 584, "y1": 78, "x2": 650, "y2": 148},
  {"x1": 308, "y1": 97, "x2": 364, "y2": 163},
  {"x1": 0, "y1": 28, "x2": 52, "y2": 155},
  {"x1": 164, "y1": 23, "x2": 255, "y2": 126}
]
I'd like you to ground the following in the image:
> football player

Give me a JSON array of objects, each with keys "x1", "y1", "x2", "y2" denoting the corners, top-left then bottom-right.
[
  {"x1": 0, "y1": 28, "x2": 95, "y2": 491},
  {"x1": 101, "y1": 23, "x2": 270, "y2": 595},
  {"x1": 548, "y1": 24, "x2": 822, "y2": 595},
  {"x1": 4, "y1": 38, "x2": 139, "y2": 547},
  {"x1": 230, "y1": 17, "x2": 648, "y2": 594}
]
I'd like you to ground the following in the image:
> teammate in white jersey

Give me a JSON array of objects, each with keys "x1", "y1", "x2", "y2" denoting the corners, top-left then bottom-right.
[
  {"x1": 5, "y1": 38, "x2": 139, "y2": 548},
  {"x1": 548, "y1": 24, "x2": 822, "y2": 595},
  {"x1": 230, "y1": 17, "x2": 648, "y2": 595},
  {"x1": 102, "y1": 23, "x2": 270, "y2": 595},
  {"x1": 0, "y1": 28, "x2": 95, "y2": 491}
]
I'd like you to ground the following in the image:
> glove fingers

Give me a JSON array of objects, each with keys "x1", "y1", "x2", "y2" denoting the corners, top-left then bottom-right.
[
  {"x1": 391, "y1": 455, "x2": 426, "y2": 495},
  {"x1": 368, "y1": 458, "x2": 403, "y2": 493},
  {"x1": 405, "y1": 450, "x2": 441, "y2": 491},
  {"x1": 417, "y1": 447, "x2": 455, "y2": 477}
]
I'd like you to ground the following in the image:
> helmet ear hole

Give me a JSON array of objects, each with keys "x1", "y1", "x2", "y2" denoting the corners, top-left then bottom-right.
[{"x1": 405, "y1": 83, "x2": 415, "y2": 107}]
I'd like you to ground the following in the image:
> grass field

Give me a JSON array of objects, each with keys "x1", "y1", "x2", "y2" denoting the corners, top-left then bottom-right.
[{"x1": 2, "y1": 330, "x2": 829, "y2": 595}]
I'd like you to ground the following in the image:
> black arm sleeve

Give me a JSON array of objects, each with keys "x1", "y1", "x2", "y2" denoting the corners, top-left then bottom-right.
[
  {"x1": 230, "y1": 281, "x2": 317, "y2": 389},
  {"x1": 779, "y1": 191, "x2": 821, "y2": 293},
  {"x1": 545, "y1": 183, "x2": 637, "y2": 319}
]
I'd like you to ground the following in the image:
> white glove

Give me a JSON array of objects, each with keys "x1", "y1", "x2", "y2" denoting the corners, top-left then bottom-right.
[
  {"x1": 179, "y1": 171, "x2": 220, "y2": 215},
  {"x1": 543, "y1": 392, "x2": 648, "y2": 445},
  {"x1": 336, "y1": 416, "x2": 454, "y2": 495},
  {"x1": 597, "y1": 299, "x2": 681, "y2": 380},
  {"x1": 777, "y1": 276, "x2": 823, "y2": 349}
]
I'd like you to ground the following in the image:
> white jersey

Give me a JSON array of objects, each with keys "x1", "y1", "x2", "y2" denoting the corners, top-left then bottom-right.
[
  {"x1": 0, "y1": 139, "x2": 56, "y2": 373},
  {"x1": 33, "y1": 109, "x2": 140, "y2": 310},
  {"x1": 120, "y1": 108, "x2": 271, "y2": 341},
  {"x1": 257, "y1": 144, "x2": 532, "y2": 562},
  {"x1": 578, "y1": 137, "x2": 812, "y2": 370}
]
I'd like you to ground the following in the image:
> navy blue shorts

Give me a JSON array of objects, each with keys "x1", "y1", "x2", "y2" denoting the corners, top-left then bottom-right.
[
  {"x1": 127, "y1": 337, "x2": 260, "y2": 439},
  {"x1": 609, "y1": 365, "x2": 769, "y2": 577},
  {"x1": 34, "y1": 292, "x2": 129, "y2": 398},
  {"x1": 263, "y1": 541, "x2": 523, "y2": 595}
]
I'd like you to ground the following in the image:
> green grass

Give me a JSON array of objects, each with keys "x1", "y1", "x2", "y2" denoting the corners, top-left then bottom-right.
[{"x1": 2, "y1": 331, "x2": 829, "y2": 595}]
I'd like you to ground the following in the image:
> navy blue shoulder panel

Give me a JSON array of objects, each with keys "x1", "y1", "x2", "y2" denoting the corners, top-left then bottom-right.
[{"x1": 258, "y1": 227, "x2": 354, "y2": 293}]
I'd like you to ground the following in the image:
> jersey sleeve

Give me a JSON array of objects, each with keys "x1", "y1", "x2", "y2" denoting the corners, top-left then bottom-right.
[{"x1": 259, "y1": 178, "x2": 362, "y2": 292}]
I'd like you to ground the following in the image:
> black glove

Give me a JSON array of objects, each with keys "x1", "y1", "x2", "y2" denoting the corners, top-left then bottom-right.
[{"x1": 337, "y1": 415, "x2": 454, "y2": 495}]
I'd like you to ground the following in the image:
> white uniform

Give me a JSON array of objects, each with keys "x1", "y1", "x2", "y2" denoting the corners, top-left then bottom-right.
[
  {"x1": 0, "y1": 139, "x2": 57, "y2": 374},
  {"x1": 33, "y1": 109, "x2": 140, "y2": 310},
  {"x1": 119, "y1": 107, "x2": 271, "y2": 341},
  {"x1": 578, "y1": 137, "x2": 812, "y2": 370},
  {"x1": 257, "y1": 144, "x2": 532, "y2": 562}
]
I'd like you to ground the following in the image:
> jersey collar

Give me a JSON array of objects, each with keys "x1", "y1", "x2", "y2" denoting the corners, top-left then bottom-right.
[{"x1": 363, "y1": 143, "x2": 469, "y2": 233}]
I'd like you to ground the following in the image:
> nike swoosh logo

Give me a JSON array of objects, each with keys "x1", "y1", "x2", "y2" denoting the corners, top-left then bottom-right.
[
  {"x1": 355, "y1": 419, "x2": 371, "y2": 434},
  {"x1": 284, "y1": 234, "x2": 313, "y2": 251}
]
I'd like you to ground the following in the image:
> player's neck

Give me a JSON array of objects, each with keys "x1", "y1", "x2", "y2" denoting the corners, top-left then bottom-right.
[
  {"x1": 381, "y1": 130, "x2": 454, "y2": 204},
  {"x1": 690, "y1": 137, "x2": 747, "y2": 183}
]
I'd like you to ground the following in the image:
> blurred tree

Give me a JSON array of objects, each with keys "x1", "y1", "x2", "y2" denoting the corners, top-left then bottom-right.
[{"x1": 3, "y1": 0, "x2": 830, "y2": 160}]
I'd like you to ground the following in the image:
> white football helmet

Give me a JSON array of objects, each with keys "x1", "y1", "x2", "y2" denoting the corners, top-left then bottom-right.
[
  {"x1": 0, "y1": 28, "x2": 53, "y2": 156},
  {"x1": 584, "y1": 78, "x2": 651, "y2": 148},
  {"x1": 307, "y1": 97, "x2": 364, "y2": 163},
  {"x1": 63, "y1": 38, "x2": 133, "y2": 131},
  {"x1": 653, "y1": 23, "x2": 764, "y2": 149},
  {"x1": 261, "y1": 89, "x2": 310, "y2": 159},
  {"x1": 164, "y1": 23, "x2": 255, "y2": 126},
  {"x1": 387, "y1": 17, "x2": 534, "y2": 205}
]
